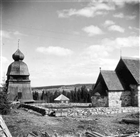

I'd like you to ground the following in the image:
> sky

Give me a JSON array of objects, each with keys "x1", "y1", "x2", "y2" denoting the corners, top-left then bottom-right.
[{"x1": 0, "y1": 0, "x2": 139, "y2": 87}]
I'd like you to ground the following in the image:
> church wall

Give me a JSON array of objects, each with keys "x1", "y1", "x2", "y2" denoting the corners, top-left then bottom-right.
[
  {"x1": 91, "y1": 95, "x2": 108, "y2": 107},
  {"x1": 130, "y1": 85, "x2": 139, "y2": 107},
  {"x1": 7, "y1": 82, "x2": 33, "y2": 102},
  {"x1": 91, "y1": 91, "x2": 132, "y2": 107},
  {"x1": 108, "y1": 91, "x2": 131, "y2": 107},
  {"x1": 7, "y1": 83, "x2": 18, "y2": 101}
]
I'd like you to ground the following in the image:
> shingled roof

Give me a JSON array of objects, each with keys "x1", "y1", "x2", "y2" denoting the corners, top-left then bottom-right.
[
  {"x1": 101, "y1": 70, "x2": 124, "y2": 91},
  {"x1": 121, "y1": 57, "x2": 140, "y2": 84}
]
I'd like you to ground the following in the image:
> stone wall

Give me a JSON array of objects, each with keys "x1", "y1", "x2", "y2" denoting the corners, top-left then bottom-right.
[
  {"x1": 130, "y1": 85, "x2": 139, "y2": 107},
  {"x1": 55, "y1": 107, "x2": 139, "y2": 117},
  {"x1": 26, "y1": 104, "x2": 139, "y2": 117},
  {"x1": 108, "y1": 91, "x2": 131, "y2": 107},
  {"x1": 91, "y1": 95, "x2": 108, "y2": 107}
]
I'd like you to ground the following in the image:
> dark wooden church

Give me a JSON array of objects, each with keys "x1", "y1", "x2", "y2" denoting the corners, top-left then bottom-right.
[{"x1": 6, "y1": 49, "x2": 33, "y2": 103}]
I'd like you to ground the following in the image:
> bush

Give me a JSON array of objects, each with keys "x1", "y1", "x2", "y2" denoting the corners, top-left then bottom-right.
[{"x1": 0, "y1": 92, "x2": 10, "y2": 115}]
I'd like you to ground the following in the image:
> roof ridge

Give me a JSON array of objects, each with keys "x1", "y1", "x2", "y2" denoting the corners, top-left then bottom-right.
[{"x1": 101, "y1": 70, "x2": 115, "y2": 73}]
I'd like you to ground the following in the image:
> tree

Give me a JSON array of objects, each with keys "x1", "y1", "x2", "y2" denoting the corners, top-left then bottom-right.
[
  {"x1": 41, "y1": 91, "x2": 45, "y2": 100},
  {"x1": 33, "y1": 91, "x2": 39, "y2": 100},
  {"x1": 0, "y1": 79, "x2": 10, "y2": 115}
]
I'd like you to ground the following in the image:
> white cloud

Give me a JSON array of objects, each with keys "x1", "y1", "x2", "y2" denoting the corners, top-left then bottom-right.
[
  {"x1": 101, "y1": 36, "x2": 139, "y2": 49},
  {"x1": 126, "y1": 15, "x2": 136, "y2": 20},
  {"x1": 57, "y1": 0, "x2": 139, "y2": 18},
  {"x1": 108, "y1": 25, "x2": 125, "y2": 33},
  {"x1": 0, "y1": 56, "x2": 9, "y2": 84},
  {"x1": 82, "y1": 25, "x2": 104, "y2": 36},
  {"x1": 94, "y1": 11, "x2": 108, "y2": 15},
  {"x1": 113, "y1": 13, "x2": 136, "y2": 20},
  {"x1": 113, "y1": 13, "x2": 124, "y2": 18},
  {"x1": 85, "y1": 45, "x2": 110, "y2": 58},
  {"x1": 57, "y1": 2, "x2": 115, "y2": 18},
  {"x1": 99, "y1": 58, "x2": 118, "y2": 70},
  {"x1": 111, "y1": 0, "x2": 139, "y2": 8},
  {"x1": 103, "y1": 20, "x2": 115, "y2": 27},
  {"x1": 0, "y1": 56, "x2": 8, "y2": 64},
  {"x1": 0, "y1": 30, "x2": 11, "y2": 39},
  {"x1": 76, "y1": 35, "x2": 139, "y2": 72},
  {"x1": 36, "y1": 46, "x2": 73, "y2": 56},
  {"x1": 129, "y1": 26, "x2": 139, "y2": 31},
  {"x1": 81, "y1": 36, "x2": 139, "y2": 60},
  {"x1": 13, "y1": 31, "x2": 27, "y2": 36},
  {"x1": 114, "y1": 36, "x2": 139, "y2": 48}
]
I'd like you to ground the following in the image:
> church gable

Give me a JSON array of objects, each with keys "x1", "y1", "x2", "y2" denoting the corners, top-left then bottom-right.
[{"x1": 115, "y1": 57, "x2": 139, "y2": 90}]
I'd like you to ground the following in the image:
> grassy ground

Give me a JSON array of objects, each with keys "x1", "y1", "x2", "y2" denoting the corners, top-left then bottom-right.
[{"x1": 3, "y1": 108, "x2": 140, "y2": 137}]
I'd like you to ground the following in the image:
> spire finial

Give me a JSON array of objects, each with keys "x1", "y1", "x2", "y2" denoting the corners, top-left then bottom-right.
[
  {"x1": 18, "y1": 39, "x2": 20, "y2": 49},
  {"x1": 99, "y1": 67, "x2": 101, "y2": 72},
  {"x1": 120, "y1": 48, "x2": 122, "y2": 59}
]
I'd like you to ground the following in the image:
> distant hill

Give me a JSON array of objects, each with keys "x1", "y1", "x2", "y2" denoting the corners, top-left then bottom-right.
[{"x1": 32, "y1": 83, "x2": 94, "y2": 93}]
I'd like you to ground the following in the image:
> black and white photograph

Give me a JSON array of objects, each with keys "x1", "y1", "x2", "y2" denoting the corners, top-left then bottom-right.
[{"x1": 0, "y1": 0, "x2": 139, "y2": 136}]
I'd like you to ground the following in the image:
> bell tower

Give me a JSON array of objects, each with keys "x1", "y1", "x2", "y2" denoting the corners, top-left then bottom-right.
[{"x1": 6, "y1": 49, "x2": 34, "y2": 103}]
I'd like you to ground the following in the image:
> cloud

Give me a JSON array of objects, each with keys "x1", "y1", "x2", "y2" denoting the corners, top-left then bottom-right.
[
  {"x1": 99, "y1": 58, "x2": 118, "y2": 70},
  {"x1": 126, "y1": 15, "x2": 136, "y2": 20},
  {"x1": 57, "y1": 2, "x2": 115, "y2": 18},
  {"x1": 36, "y1": 46, "x2": 73, "y2": 56},
  {"x1": 113, "y1": 13, "x2": 124, "y2": 18},
  {"x1": 82, "y1": 25, "x2": 104, "y2": 36},
  {"x1": 103, "y1": 20, "x2": 115, "y2": 27},
  {"x1": 114, "y1": 36, "x2": 139, "y2": 48},
  {"x1": 103, "y1": 20, "x2": 125, "y2": 33},
  {"x1": 0, "y1": 56, "x2": 8, "y2": 64},
  {"x1": 77, "y1": 35, "x2": 139, "y2": 71},
  {"x1": 0, "y1": 30, "x2": 11, "y2": 39},
  {"x1": 13, "y1": 31, "x2": 27, "y2": 36},
  {"x1": 108, "y1": 25, "x2": 125, "y2": 33},
  {"x1": 0, "y1": 56, "x2": 9, "y2": 84},
  {"x1": 82, "y1": 36, "x2": 139, "y2": 59},
  {"x1": 57, "y1": 0, "x2": 139, "y2": 18},
  {"x1": 129, "y1": 26, "x2": 139, "y2": 31},
  {"x1": 101, "y1": 36, "x2": 139, "y2": 49},
  {"x1": 113, "y1": 13, "x2": 136, "y2": 20},
  {"x1": 111, "y1": 0, "x2": 139, "y2": 8},
  {"x1": 84, "y1": 45, "x2": 110, "y2": 58}
]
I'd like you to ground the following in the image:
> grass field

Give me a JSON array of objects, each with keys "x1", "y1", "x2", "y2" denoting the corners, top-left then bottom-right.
[{"x1": 3, "y1": 108, "x2": 140, "y2": 137}]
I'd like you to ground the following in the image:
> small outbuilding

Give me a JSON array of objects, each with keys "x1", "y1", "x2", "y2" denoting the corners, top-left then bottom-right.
[{"x1": 54, "y1": 94, "x2": 69, "y2": 103}]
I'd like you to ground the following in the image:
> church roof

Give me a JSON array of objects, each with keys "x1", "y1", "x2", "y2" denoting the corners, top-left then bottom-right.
[
  {"x1": 7, "y1": 61, "x2": 29, "y2": 75},
  {"x1": 54, "y1": 94, "x2": 69, "y2": 101},
  {"x1": 121, "y1": 57, "x2": 140, "y2": 84},
  {"x1": 101, "y1": 70, "x2": 124, "y2": 91}
]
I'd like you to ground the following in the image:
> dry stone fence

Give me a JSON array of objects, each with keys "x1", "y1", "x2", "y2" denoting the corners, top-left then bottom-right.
[{"x1": 24, "y1": 104, "x2": 139, "y2": 117}]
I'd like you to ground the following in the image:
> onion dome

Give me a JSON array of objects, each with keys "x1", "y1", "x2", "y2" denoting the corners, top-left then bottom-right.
[
  {"x1": 7, "y1": 49, "x2": 29, "y2": 76},
  {"x1": 12, "y1": 49, "x2": 24, "y2": 61}
]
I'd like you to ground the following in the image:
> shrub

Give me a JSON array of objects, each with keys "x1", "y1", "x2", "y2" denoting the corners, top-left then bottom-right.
[{"x1": 0, "y1": 91, "x2": 10, "y2": 115}]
